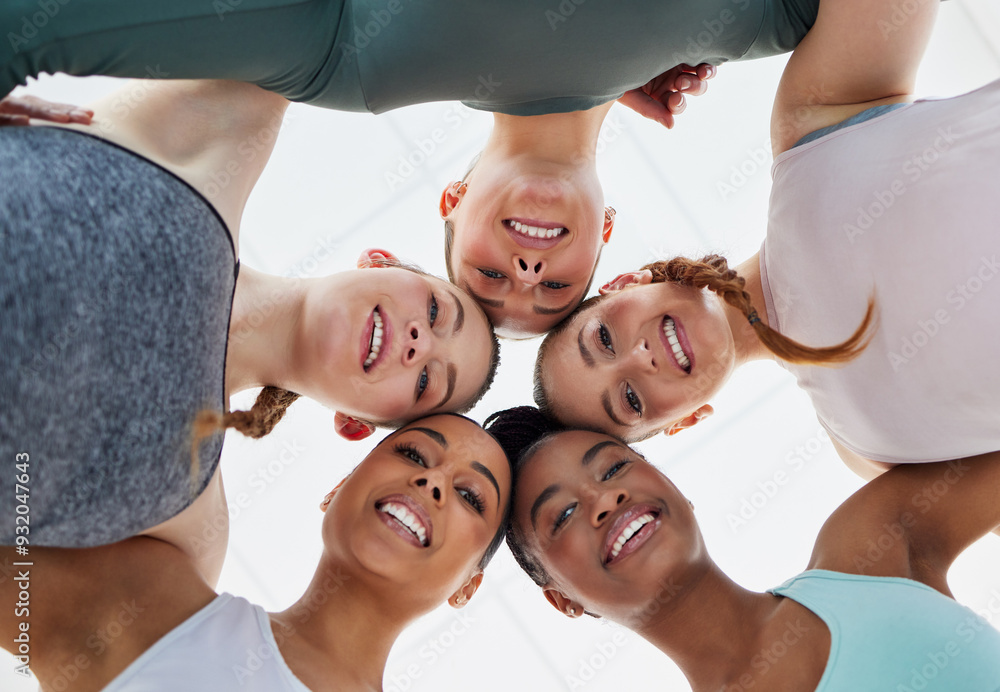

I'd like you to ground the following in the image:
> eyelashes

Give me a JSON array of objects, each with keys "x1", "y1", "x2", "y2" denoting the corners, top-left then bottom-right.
[
  {"x1": 393, "y1": 443, "x2": 486, "y2": 514},
  {"x1": 550, "y1": 458, "x2": 633, "y2": 533}
]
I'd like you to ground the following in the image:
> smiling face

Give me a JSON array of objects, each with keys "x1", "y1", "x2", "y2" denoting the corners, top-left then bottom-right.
[
  {"x1": 323, "y1": 415, "x2": 512, "y2": 604},
  {"x1": 539, "y1": 281, "x2": 736, "y2": 440},
  {"x1": 301, "y1": 268, "x2": 495, "y2": 425},
  {"x1": 441, "y1": 155, "x2": 612, "y2": 338},
  {"x1": 511, "y1": 430, "x2": 704, "y2": 624}
]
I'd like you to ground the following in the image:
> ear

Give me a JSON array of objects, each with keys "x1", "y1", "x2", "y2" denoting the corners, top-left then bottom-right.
[
  {"x1": 439, "y1": 181, "x2": 467, "y2": 218},
  {"x1": 319, "y1": 474, "x2": 352, "y2": 511},
  {"x1": 357, "y1": 248, "x2": 400, "y2": 269},
  {"x1": 334, "y1": 412, "x2": 376, "y2": 441},
  {"x1": 664, "y1": 404, "x2": 714, "y2": 437},
  {"x1": 602, "y1": 206, "x2": 616, "y2": 244},
  {"x1": 598, "y1": 269, "x2": 653, "y2": 296},
  {"x1": 542, "y1": 587, "x2": 584, "y2": 619},
  {"x1": 448, "y1": 571, "x2": 484, "y2": 608}
]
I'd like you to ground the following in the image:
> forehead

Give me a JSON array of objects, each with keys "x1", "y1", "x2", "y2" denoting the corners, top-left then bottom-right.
[
  {"x1": 516, "y1": 430, "x2": 621, "y2": 493},
  {"x1": 394, "y1": 415, "x2": 510, "y2": 478}
]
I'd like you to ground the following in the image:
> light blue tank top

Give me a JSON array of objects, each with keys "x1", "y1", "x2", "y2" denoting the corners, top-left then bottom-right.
[{"x1": 769, "y1": 570, "x2": 1000, "y2": 692}]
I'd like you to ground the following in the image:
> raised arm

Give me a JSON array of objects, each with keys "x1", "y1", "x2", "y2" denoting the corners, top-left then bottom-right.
[
  {"x1": 82, "y1": 80, "x2": 288, "y2": 234},
  {"x1": 770, "y1": 0, "x2": 940, "y2": 155},
  {"x1": 812, "y1": 451, "x2": 1000, "y2": 595}
]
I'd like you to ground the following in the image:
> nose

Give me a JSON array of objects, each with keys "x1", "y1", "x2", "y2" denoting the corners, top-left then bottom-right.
[
  {"x1": 630, "y1": 338, "x2": 657, "y2": 374},
  {"x1": 589, "y1": 486, "x2": 630, "y2": 527},
  {"x1": 414, "y1": 472, "x2": 445, "y2": 506},
  {"x1": 402, "y1": 321, "x2": 433, "y2": 366},
  {"x1": 512, "y1": 255, "x2": 546, "y2": 287}
]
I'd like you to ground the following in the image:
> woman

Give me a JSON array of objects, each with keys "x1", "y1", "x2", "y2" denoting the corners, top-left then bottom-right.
[
  {"x1": 0, "y1": 413, "x2": 513, "y2": 691},
  {"x1": 0, "y1": 0, "x2": 822, "y2": 334},
  {"x1": 0, "y1": 79, "x2": 499, "y2": 556},
  {"x1": 488, "y1": 407, "x2": 1000, "y2": 691},
  {"x1": 534, "y1": 0, "x2": 1000, "y2": 471}
]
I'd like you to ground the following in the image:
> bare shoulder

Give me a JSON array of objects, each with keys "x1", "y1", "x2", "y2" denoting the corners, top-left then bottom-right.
[
  {"x1": 806, "y1": 456, "x2": 997, "y2": 594},
  {"x1": 139, "y1": 466, "x2": 229, "y2": 588},
  {"x1": 726, "y1": 597, "x2": 831, "y2": 692},
  {"x1": 0, "y1": 539, "x2": 216, "y2": 691}
]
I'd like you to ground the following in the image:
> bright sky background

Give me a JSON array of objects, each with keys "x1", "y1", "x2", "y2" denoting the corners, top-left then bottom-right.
[{"x1": 4, "y1": 1, "x2": 1000, "y2": 690}]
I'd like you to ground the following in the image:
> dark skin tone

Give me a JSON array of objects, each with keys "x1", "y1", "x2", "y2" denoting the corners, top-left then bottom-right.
[
  {"x1": 0, "y1": 415, "x2": 511, "y2": 691},
  {"x1": 514, "y1": 431, "x2": 1000, "y2": 691}
]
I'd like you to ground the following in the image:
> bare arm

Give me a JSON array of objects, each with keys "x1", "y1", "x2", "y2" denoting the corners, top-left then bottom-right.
[
  {"x1": 811, "y1": 451, "x2": 1000, "y2": 594},
  {"x1": 67, "y1": 80, "x2": 290, "y2": 242},
  {"x1": 771, "y1": 0, "x2": 940, "y2": 155}
]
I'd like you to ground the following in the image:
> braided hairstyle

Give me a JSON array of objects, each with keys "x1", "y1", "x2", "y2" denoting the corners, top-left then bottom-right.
[
  {"x1": 189, "y1": 386, "x2": 301, "y2": 492},
  {"x1": 484, "y1": 406, "x2": 565, "y2": 586},
  {"x1": 641, "y1": 255, "x2": 876, "y2": 365},
  {"x1": 535, "y1": 254, "x2": 877, "y2": 421}
]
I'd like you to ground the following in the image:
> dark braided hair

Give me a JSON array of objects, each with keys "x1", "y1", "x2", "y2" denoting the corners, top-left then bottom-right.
[{"x1": 484, "y1": 406, "x2": 565, "y2": 586}]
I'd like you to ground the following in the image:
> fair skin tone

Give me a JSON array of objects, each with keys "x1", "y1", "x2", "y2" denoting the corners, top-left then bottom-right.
[
  {"x1": 514, "y1": 430, "x2": 1000, "y2": 691},
  {"x1": 545, "y1": 0, "x2": 941, "y2": 459},
  {"x1": 0, "y1": 415, "x2": 511, "y2": 692},
  {"x1": 440, "y1": 65, "x2": 714, "y2": 338},
  {"x1": 542, "y1": 256, "x2": 771, "y2": 441},
  {"x1": 6, "y1": 80, "x2": 495, "y2": 439}
]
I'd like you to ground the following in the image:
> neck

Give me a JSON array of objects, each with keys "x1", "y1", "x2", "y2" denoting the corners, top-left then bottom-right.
[
  {"x1": 632, "y1": 562, "x2": 776, "y2": 691},
  {"x1": 225, "y1": 266, "x2": 306, "y2": 398},
  {"x1": 271, "y1": 555, "x2": 420, "y2": 692},
  {"x1": 488, "y1": 102, "x2": 614, "y2": 166},
  {"x1": 725, "y1": 253, "x2": 773, "y2": 366}
]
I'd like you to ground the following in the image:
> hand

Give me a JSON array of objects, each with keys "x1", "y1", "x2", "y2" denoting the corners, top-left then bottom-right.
[
  {"x1": 0, "y1": 95, "x2": 94, "y2": 127},
  {"x1": 617, "y1": 63, "x2": 716, "y2": 129}
]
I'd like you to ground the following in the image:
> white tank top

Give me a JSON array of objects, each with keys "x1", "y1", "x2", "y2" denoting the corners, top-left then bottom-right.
[
  {"x1": 105, "y1": 593, "x2": 311, "y2": 691},
  {"x1": 761, "y1": 78, "x2": 1000, "y2": 463}
]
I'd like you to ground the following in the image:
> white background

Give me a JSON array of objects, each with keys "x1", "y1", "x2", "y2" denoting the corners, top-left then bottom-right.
[{"x1": 4, "y1": 1, "x2": 1000, "y2": 689}]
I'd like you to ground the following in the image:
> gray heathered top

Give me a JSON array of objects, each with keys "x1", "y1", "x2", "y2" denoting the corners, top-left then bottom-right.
[{"x1": 1, "y1": 127, "x2": 236, "y2": 547}]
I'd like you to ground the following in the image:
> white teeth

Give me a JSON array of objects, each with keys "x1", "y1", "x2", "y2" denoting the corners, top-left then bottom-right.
[
  {"x1": 363, "y1": 309, "x2": 384, "y2": 369},
  {"x1": 662, "y1": 318, "x2": 691, "y2": 370},
  {"x1": 379, "y1": 502, "x2": 428, "y2": 545},
  {"x1": 508, "y1": 220, "x2": 565, "y2": 239},
  {"x1": 608, "y1": 513, "x2": 655, "y2": 561}
]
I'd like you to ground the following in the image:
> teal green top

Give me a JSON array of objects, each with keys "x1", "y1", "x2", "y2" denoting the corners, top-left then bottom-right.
[
  {"x1": 769, "y1": 570, "x2": 1000, "y2": 692},
  {"x1": 1, "y1": 0, "x2": 818, "y2": 115}
]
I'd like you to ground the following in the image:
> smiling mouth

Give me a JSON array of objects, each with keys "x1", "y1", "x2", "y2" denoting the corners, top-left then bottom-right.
[
  {"x1": 503, "y1": 219, "x2": 567, "y2": 239},
  {"x1": 363, "y1": 307, "x2": 385, "y2": 371},
  {"x1": 603, "y1": 505, "x2": 662, "y2": 565},
  {"x1": 662, "y1": 316, "x2": 692, "y2": 374},
  {"x1": 376, "y1": 499, "x2": 430, "y2": 547},
  {"x1": 502, "y1": 218, "x2": 568, "y2": 250}
]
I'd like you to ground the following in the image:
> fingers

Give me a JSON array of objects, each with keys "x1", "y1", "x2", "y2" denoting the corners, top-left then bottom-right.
[
  {"x1": 0, "y1": 114, "x2": 31, "y2": 127},
  {"x1": 0, "y1": 95, "x2": 94, "y2": 125},
  {"x1": 616, "y1": 89, "x2": 675, "y2": 129}
]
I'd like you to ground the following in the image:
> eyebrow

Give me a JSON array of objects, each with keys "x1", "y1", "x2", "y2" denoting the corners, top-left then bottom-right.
[
  {"x1": 410, "y1": 427, "x2": 447, "y2": 448},
  {"x1": 601, "y1": 391, "x2": 627, "y2": 428},
  {"x1": 434, "y1": 363, "x2": 457, "y2": 411},
  {"x1": 461, "y1": 283, "x2": 504, "y2": 309},
  {"x1": 471, "y1": 461, "x2": 501, "y2": 506},
  {"x1": 582, "y1": 440, "x2": 626, "y2": 466},
  {"x1": 533, "y1": 299, "x2": 576, "y2": 316},
  {"x1": 530, "y1": 484, "x2": 560, "y2": 531},
  {"x1": 577, "y1": 328, "x2": 595, "y2": 367},
  {"x1": 450, "y1": 290, "x2": 465, "y2": 335}
]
